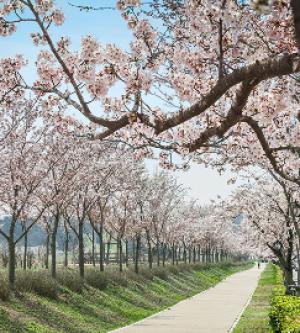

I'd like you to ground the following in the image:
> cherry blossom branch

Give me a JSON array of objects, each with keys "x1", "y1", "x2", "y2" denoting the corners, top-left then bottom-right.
[
  {"x1": 241, "y1": 115, "x2": 300, "y2": 185},
  {"x1": 187, "y1": 79, "x2": 259, "y2": 152}
]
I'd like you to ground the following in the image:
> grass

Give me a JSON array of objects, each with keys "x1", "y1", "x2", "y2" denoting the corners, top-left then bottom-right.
[
  {"x1": 0, "y1": 261, "x2": 252, "y2": 333},
  {"x1": 232, "y1": 263, "x2": 280, "y2": 333}
]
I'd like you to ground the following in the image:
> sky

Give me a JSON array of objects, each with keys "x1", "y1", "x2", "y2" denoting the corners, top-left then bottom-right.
[{"x1": 0, "y1": 0, "x2": 244, "y2": 204}]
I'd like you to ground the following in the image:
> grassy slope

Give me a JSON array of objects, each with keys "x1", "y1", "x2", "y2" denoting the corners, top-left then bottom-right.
[
  {"x1": 0, "y1": 263, "x2": 252, "y2": 333},
  {"x1": 232, "y1": 263, "x2": 279, "y2": 333}
]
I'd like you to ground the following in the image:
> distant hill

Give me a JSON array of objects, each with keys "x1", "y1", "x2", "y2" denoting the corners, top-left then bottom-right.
[{"x1": 0, "y1": 216, "x2": 65, "y2": 248}]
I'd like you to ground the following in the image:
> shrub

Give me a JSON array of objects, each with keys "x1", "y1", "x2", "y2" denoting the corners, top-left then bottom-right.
[
  {"x1": 125, "y1": 269, "x2": 144, "y2": 283},
  {"x1": 15, "y1": 270, "x2": 58, "y2": 299},
  {"x1": 138, "y1": 267, "x2": 154, "y2": 281},
  {"x1": 85, "y1": 269, "x2": 109, "y2": 290},
  {"x1": 57, "y1": 269, "x2": 84, "y2": 293},
  {"x1": 269, "y1": 265, "x2": 300, "y2": 333},
  {"x1": 0, "y1": 274, "x2": 9, "y2": 301},
  {"x1": 177, "y1": 263, "x2": 192, "y2": 273},
  {"x1": 152, "y1": 267, "x2": 168, "y2": 280},
  {"x1": 269, "y1": 295, "x2": 300, "y2": 333},
  {"x1": 167, "y1": 265, "x2": 180, "y2": 275},
  {"x1": 106, "y1": 270, "x2": 128, "y2": 287}
]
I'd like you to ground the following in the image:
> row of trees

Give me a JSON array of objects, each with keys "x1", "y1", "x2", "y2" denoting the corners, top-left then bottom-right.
[
  {"x1": 0, "y1": 103, "x2": 244, "y2": 290},
  {"x1": 0, "y1": 0, "x2": 299, "y2": 295},
  {"x1": 225, "y1": 171, "x2": 300, "y2": 289}
]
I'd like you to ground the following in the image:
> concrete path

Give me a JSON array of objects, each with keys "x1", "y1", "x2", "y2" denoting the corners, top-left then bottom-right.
[{"x1": 110, "y1": 265, "x2": 264, "y2": 333}]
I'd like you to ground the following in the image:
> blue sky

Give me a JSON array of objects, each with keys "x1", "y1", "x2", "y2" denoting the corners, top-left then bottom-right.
[{"x1": 0, "y1": 0, "x2": 243, "y2": 204}]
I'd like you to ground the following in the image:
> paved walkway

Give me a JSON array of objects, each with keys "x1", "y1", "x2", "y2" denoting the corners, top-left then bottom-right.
[{"x1": 110, "y1": 265, "x2": 264, "y2": 333}]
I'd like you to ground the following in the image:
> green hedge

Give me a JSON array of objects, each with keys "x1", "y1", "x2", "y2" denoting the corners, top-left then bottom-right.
[{"x1": 269, "y1": 268, "x2": 300, "y2": 333}]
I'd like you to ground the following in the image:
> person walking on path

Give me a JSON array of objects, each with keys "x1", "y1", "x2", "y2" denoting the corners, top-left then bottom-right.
[{"x1": 258, "y1": 261, "x2": 261, "y2": 269}]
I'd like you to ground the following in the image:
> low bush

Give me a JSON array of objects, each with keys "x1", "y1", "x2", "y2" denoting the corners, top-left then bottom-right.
[
  {"x1": 125, "y1": 269, "x2": 144, "y2": 282},
  {"x1": 269, "y1": 265, "x2": 300, "y2": 333},
  {"x1": 0, "y1": 274, "x2": 9, "y2": 301},
  {"x1": 15, "y1": 270, "x2": 58, "y2": 299},
  {"x1": 269, "y1": 295, "x2": 300, "y2": 333},
  {"x1": 85, "y1": 269, "x2": 109, "y2": 290},
  {"x1": 167, "y1": 265, "x2": 180, "y2": 275},
  {"x1": 152, "y1": 267, "x2": 168, "y2": 280},
  {"x1": 57, "y1": 269, "x2": 84, "y2": 293},
  {"x1": 107, "y1": 269, "x2": 128, "y2": 287},
  {"x1": 138, "y1": 266, "x2": 154, "y2": 281}
]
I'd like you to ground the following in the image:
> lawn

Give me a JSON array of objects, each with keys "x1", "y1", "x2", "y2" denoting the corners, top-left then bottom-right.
[{"x1": 232, "y1": 263, "x2": 279, "y2": 333}]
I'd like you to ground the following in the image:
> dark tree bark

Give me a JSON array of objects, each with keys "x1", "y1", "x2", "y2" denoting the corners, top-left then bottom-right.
[
  {"x1": 117, "y1": 237, "x2": 123, "y2": 272},
  {"x1": 291, "y1": 0, "x2": 300, "y2": 50},
  {"x1": 91, "y1": 229, "x2": 95, "y2": 267},
  {"x1": 135, "y1": 234, "x2": 141, "y2": 274},
  {"x1": 125, "y1": 239, "x2": 129, "y2": 268},
  {"x1": 162, "y1": 243, "x2": 166, "y2": 267},
  {"x1": 23, "y1": 230, "x2": 28, "y2": 270},
  {"x1": 45, "y1": 233, "x2": 50, "y2": 269},
  {"x1": 78, "y1": 220, "x2": 85, "y2": 279},
  {"x1": 146, "y1": 230, "x2": 153, "y2": 269},
  {"x1": 51, "y1": 212, "x2": 60, "y2": 279},
  {"x1": 8, "y1": 237, "x2": 16, "y2": 290},
  {"x1": 63, "y1": 221, "x2": 69, "y2": 267},
  {"x1": 99, "y1": 223, "x2": 104, "y2": 271},
  {"x1": 172, "y1": 242, "x2": 175, "y2": 266}
]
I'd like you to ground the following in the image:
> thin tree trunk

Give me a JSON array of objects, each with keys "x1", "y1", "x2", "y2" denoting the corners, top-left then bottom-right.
[
  {"x1": 157, "y1": 242, "x2": 160, "y2": 267},
  {"x1": 51, "y1": 212, "x2": 60, "y2": 279},
  {"x1": 172, "y1": 242, "x2": 175, "y2": 265},
  {"x1": 64, "y1": 223, "x2": 69, "y2": 267},
  {"x1": 146, "y1": 230, "x2": 153, "y2": 269},
  {"x1": 118, "y1": 237, "x2": 123, "y2": 272},
  {"x1": 99, "y1": 223, "x2": 104, "y2": 271},
  {"x1": 125, "y1": 239, "x2": 129, "y2": 267},
  {"x1": 23, "y1": 231, "x2": 28, "y2": 270},
  {"x1": 78, "y1": 220, "x2": 85, "y2": 279},
  {"x1": 8, "y1": 238, "x2": 16, "y2": 290},
  {"x1": 45, "y1": 233, "x2": 50, "y2": 269},
  {"x1": 135, "y1": 234, "x2": 140, "y2": 274},
  {"x1": 106, "y1": 234, "x2": 112, "y2": 265},
  {"x1": 162, "y1": 243, "x2": 166, "y2": 267},
  {"x1": 92, "y1": 229, "x2": 95, "y2": 267}
]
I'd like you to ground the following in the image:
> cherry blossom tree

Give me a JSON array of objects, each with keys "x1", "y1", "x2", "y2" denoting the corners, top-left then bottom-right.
[
  {"x1": 0, "y1": 1, "x2": 299, "y2": 184},
  {"x1": 229, "y1": 174, "x2": 299, "y2": 289},
  {"x1": 0, "y1": 101, "x2": 57, "y2": 289}
]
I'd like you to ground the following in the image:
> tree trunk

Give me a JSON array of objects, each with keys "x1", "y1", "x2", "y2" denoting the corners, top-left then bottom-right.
[
  {"x1": 193, "y1": 246, "x2": 196, "y2": 264},
  {"x1": 125, "y1": 239, "x2": 129, "y2": 267},
  {"x1": 106, "y1": 234, "x2": 112, "y2": 265},
  {"x1": 146, "y1": 231, "x2": 153, "y2": 269},
  {"x1": 99, "y1": 223, "x2": 104, "y2": 271},
  {"x1": 92, "y1": 229, "x2": 95, "y2": 267},
  {"x1": 162, "y1": 243, "x2": 166, "y2": 267},
  {"x1": 8, "y1": 238, "x2": 16, "y2": 290},
  {"x1": 51, "y1": 212, "x2": 60, "y2": 279},
  {"x1": 157, "y1": 242, "x2": 160, "y2": 267},
  {"x1": 23, "y1": 231, "x2": 28, "y2": 270},
  {"x1": 172, "y1": 243, "x2": 175, "y2": 266},
  {"x1": 64, "y1": 223, "x2": 69, "y2": 267},
  {"x1": 117, "y1": 237, "x2": 123, "y2": 272},
  {"x1": 135, "y1": 234, "x2": 140, "y2": 274},
  {"x1": 45, "y1": 233, "x2": 50, "y2": 269},
  {"x1": 78, "y1": 220, "x2": 85, "y2": 279}
]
